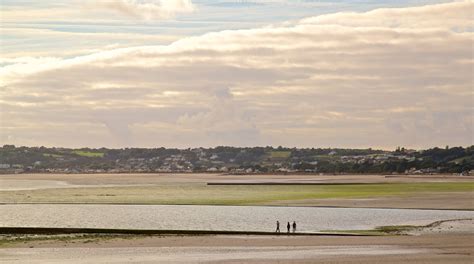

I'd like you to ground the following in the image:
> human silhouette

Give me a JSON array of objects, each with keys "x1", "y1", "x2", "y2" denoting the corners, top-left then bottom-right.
[
  {"x1": 292, "y1": 221, "x2": 296, "y2": 233},
  {"x1": 287, "y1": 222, "x2": 290, "y2": 233},
  {"x1": 276, "y1": 221, "x2": 280, "y2": 233}
]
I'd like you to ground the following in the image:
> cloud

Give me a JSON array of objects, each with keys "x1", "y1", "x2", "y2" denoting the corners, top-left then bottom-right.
[
  {"x1": 175, "y1": 86, "x2": 262, "y2": 146},
  {"x1": 96, "y1": 0, "x2": 195, "y2": 20},
  {"x1": 0, "y1": 1, "x2": 472, "y2": 148},
  {"x1": 300, "y1": 0, "x2": 472, "y2": 30},
  {"x1": 1, "y1": 27, "x2": 182, "y2": 58},
  {"x1": 1, "y1": 0, "x2": 195, "y2": 24}
]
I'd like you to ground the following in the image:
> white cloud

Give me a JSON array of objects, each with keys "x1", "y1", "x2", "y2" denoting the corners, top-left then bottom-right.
[
  {"x1": 96, "y1": 0, "x2": 195, "y2": 20},
  {"x1": 301, "y1": 0, "x2": 472, "y2": 30},
  {"x1": 1, "y1": 0, "x2": 194, "y2": 23},
  {"x1": 0, "y1": 1, "x2": 472, "y2": 148}
]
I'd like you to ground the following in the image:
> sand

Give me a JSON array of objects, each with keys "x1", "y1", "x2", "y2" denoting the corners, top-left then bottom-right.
[{"x1": 1, "y1": 233, "x2": 472, "y2": 263}]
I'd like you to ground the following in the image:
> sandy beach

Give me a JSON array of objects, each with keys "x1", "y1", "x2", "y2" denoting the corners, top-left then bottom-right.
[{"x1": 1, "y1": 233, "x2": 473, "y2": 263}]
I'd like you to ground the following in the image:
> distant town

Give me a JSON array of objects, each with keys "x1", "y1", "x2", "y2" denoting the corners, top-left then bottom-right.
[{"x1": 0, "y1": 145, "x2": 472, "y2": 175}]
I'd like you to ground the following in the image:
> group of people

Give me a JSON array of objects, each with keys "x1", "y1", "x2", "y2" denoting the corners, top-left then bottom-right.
[{"x1": 275, "y1": 221, "x2": 296, "y2": 233}]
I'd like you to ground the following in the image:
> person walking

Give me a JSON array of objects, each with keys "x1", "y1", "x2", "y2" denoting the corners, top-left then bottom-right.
[
  {"x1": 287, "y1": 222, "x2": 290, "y2": 233},
  {"x1": 276, "y1": 221, "x2": 280, "y2": 233},
  {"x1": 292, "y1": 221, "x2": 296, "y2": 233}
]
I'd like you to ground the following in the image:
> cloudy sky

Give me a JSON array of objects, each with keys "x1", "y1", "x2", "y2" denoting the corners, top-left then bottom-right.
[{"x1": 1, "y1": 0, "x2": 472, "y2": 149}]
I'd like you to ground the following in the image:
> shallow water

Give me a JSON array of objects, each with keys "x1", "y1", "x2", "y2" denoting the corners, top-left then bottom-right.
[{"x1": 1, "y1": 204, "x2": 473, "y2": 232}]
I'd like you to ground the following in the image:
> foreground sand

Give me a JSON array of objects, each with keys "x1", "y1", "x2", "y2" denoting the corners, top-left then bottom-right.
[{"x1": 1, "y1": 233, "x2": 473, "y2": 263}]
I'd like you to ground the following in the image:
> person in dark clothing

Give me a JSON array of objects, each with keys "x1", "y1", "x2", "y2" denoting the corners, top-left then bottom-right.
[
  {"x1": 287, "y1": 222, "x2": 290, "y2": 233},
  {"x1": 292, "y1": 221, "x2": 296, "y2": 233},
  {"x1": 276, "y1": 221, "x2": 280, "y2": 233}
]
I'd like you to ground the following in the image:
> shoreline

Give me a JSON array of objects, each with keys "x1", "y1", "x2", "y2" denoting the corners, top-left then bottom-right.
[
  {"x1": 0, "y1": 227, "x2": 372, "y2": 237},
  {"x1": 1, "y1": 202, "x2": 473, "y2": 211}
]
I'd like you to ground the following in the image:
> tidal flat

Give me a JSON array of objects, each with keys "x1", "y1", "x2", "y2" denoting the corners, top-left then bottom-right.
[
  {"x1": 0, "y1": 173, "x2": 473, "y2": 209},
  {"x1": 0, "y1": 173, "x2": 473, "y2": 263}
]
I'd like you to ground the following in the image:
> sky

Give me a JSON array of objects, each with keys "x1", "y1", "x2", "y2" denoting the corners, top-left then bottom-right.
[{"x1": 0, "y1": 0, "x2": 472, "y2": 149}]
